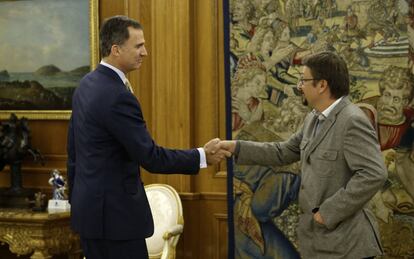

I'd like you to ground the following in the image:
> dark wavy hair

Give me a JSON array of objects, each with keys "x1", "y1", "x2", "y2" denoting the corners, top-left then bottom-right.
[{"x1": 99, "y1": 15, "x2": 142, "y2": 58}]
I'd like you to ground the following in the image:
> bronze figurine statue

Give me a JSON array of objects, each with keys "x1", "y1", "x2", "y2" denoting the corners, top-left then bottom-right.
[{"x1": 0, "y1": 113, "x2": 44, "y2": 208}]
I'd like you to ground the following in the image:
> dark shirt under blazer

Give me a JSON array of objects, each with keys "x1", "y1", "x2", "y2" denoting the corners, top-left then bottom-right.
[
  {"x1": 235, "y1": 97, "x2": 387, "y2": 258},
  {"x1": 67, "y1": 65, "x2": 199, "y2": 240}
]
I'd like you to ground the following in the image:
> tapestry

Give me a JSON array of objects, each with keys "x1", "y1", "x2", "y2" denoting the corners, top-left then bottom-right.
[{"x1": 225, "y1": 0, "x2": 414, "y2": 258}]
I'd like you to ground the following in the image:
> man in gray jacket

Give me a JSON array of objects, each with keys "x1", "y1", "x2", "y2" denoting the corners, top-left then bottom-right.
[{"x1": 219, "y1": 51, "x2": 387, "y2": 258}]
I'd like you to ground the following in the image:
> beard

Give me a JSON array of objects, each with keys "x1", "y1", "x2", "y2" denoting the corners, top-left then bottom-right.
[{"x1": 301, "y1": 94, "x2": 308, "y2": 106}]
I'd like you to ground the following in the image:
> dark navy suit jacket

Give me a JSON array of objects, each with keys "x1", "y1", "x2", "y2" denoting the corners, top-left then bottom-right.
[{"x1": 67, "y1": 65, "x2": 199, "y2": 240}]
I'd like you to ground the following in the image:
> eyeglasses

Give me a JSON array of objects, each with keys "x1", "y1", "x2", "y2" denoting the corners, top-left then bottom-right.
[{"x1": 297, "y1": 78, "x2": 322, "y2": 86}]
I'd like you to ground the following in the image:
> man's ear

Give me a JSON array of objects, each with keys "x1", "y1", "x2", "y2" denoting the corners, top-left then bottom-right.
[
  {"x1": 318, "y1": 79, "x2": 329, "y2": 94},
  {"x1": 110, "y1": 45, "x2": 121, "y2": 57}
]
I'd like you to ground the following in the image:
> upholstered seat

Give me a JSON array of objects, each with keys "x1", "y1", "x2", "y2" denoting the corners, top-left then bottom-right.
[{"x1": 145, "y1": 184, "x2": 184, "y2": 259}]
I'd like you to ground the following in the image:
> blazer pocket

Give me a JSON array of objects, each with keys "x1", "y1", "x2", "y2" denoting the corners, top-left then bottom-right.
[
  {"x1": 313, "y1": 219, "x2": 346, "y2": 254},
  {"x1": 316, "y1": 149, "x2": 338, "y2": 161},
  {"x1": 313, "y1": 149, "x2": 338, "y2": 177}
]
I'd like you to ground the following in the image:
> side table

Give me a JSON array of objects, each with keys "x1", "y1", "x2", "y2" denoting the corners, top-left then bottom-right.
[{"x1": 0, "y1": 209, "x2": 81, "y2": 259}]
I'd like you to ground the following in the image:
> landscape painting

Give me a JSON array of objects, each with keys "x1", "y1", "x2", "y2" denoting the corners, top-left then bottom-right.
[{"x1": 0, "y1": 0, "x2": 98, "y2": 119}]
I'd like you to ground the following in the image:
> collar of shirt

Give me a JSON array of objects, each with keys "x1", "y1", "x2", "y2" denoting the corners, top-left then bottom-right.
[
  {"x1": 100, "y1": 60, "x2": 128, "y2": 85},
  {"x1": 312, "y1": 96, "x2": 344, "y2": 120}
]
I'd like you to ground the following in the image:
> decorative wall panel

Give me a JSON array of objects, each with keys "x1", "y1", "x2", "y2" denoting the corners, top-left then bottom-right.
[{"x1": 226, "y1": 0, "x2": 414, "y2": 258}]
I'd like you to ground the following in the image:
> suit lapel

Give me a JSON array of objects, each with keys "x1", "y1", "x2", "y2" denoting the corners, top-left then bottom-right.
[{"x1": 304, "y1": 97, "x2": 351, "y2": 161}]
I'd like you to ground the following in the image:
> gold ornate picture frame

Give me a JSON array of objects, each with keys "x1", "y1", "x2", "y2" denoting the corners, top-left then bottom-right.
[{"x1": 0, "y1": 0, "x2": 99, "y2": 120}]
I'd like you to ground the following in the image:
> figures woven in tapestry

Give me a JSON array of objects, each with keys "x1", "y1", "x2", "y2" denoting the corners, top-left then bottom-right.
[{"x1": 227, "y1": 0, "x2": 414, "y2": 258}]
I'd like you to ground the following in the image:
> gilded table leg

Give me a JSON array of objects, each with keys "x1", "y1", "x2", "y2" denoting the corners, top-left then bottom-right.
[
  {"x1": 68, "y1": 234, "x2": 82, "y2": 259},
  {"x1": 68, "y1": 249, "x2": 83, "y2": 259},
  {"x1": 30, "y1": 249, "x2": 52, "y2": 259},
  {"x1": 29, "y1": 238, "x2": 51, "y2": 259}
]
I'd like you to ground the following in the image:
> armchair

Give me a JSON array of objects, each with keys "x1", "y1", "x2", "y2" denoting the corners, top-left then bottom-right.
[{"x1": 145, "y1": 184, "x2": 184, "y2": 259}]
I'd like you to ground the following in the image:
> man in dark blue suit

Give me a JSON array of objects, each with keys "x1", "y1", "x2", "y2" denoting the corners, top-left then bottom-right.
[{"x1": 67, "y1": 15, "x2": 229, "y2": 259}]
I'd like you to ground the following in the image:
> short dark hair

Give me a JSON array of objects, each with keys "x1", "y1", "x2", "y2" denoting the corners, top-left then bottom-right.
[
  {"x1": 99, "y1": 15, "x2": 142, "y2": 57},
  {"x1": 302, "y1": 51, "x2": 350, "y2": 99}
]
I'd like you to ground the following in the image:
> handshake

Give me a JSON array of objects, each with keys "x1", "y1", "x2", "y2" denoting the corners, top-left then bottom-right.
[{"x1": 203, "y1": 138, "x2": 236, "y2": 165}]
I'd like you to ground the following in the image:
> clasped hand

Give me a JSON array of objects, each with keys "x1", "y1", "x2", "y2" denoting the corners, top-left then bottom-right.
[{"x1": 203, "y1": 138, "x2": 237, "y2": 165}]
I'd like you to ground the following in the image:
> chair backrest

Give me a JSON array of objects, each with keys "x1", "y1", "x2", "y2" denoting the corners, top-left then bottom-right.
[{"x1": 145, "y1": 184, "x2": 183, "y2": 258}]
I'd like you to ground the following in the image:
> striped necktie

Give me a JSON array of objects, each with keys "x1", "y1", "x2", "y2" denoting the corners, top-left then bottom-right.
[{"x1": 124, "y1": 78, "x2": 134, "y2": 93}]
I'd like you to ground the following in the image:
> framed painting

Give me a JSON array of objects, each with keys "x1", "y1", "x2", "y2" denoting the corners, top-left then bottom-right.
[{"x1": 0, "y1": 0, "x2": 99, "y2": 120}]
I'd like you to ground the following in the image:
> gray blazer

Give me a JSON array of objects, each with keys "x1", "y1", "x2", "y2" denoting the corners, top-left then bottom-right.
[{"x1": 235, "y1": 96, "x2": 387, "y2": 259}]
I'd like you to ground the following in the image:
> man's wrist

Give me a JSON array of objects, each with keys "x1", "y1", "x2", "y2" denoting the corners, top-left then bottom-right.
[{"x1": 197, "y1": 148, "x2": 207, "y2": 168}]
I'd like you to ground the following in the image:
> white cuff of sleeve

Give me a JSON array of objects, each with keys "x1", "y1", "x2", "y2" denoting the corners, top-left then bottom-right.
[{"x1": 197, "y1": 148, "x2": 207, "y2": 168}]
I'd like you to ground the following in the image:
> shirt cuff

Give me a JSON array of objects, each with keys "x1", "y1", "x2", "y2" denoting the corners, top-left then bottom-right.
[{"x1": 197, "y1": 148, "x2": 207, "y2": 168}]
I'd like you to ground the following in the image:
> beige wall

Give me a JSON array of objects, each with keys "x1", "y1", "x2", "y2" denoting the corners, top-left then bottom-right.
[{"x1": 0, "y1": 0, "x2": 228, "y2": 258}]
